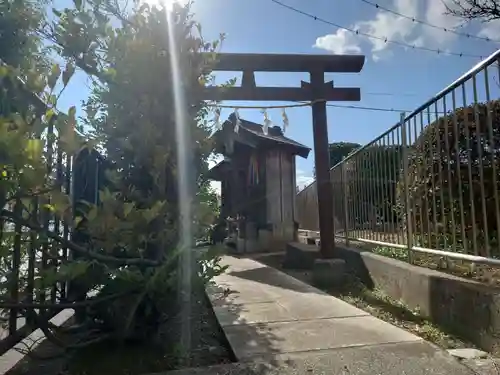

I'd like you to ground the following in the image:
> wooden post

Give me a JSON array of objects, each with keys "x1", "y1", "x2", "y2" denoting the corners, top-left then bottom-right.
[{"x1": 310, "y1": 70, "x2": 334, "y2": 258}]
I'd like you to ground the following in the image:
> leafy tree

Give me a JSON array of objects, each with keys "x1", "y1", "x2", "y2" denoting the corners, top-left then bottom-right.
[
  {"x1": 313, "y1": 142, "x2": 361, "y2": 177},
  {"x1": 0, "y1": 0, "x2": 53, "y2": 328},
  {"x1": 0, "y1": 0, "x2": 50, "y2": 122},
  {"x1": 343, "y1": 145, "x2": 402, "y2": 225},
  {"x1": 195, "y1": 181, "x2": 220, "y2": 240},
  {"x1": 0, "y1": 0, "x2": 226, "y2": 360},
  {"x1": 0, "y1": 0, "x2": 48, "y2": 72},
  {"x1": 329, "y1": 141, "x2": 361, "y2": 167}
]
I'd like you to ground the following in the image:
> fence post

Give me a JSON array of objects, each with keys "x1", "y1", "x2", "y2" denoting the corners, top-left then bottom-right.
[
  {"x1": 400, "y1": 112, "x2": 413, "y2": 263},
  {"x1": 71, "y1": 147, "x2": 102, "y2": 322},
  {"x1": 341, "y1": 157, "x2": 350, "y2": 246}
]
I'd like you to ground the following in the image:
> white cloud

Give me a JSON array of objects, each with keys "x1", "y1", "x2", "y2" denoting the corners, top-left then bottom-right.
[
  {"x1": 478, "y1": 20, "x2": 500, "y2": 40},
  {"x1": 314, "y1": 29, "x2": 362, "y2": 54},
  {"x1": 296, "y1": 168, "x2": 315, "y2": 191},
  {"x1": 315, "y1": 0, "x2": 461, "y2": 61},
  {"x1": 424, "y1": 0, "x2": 460, "y2": 45},
  {"x1": 357, "y1": 0, "x2": 419, "y2": 60}
]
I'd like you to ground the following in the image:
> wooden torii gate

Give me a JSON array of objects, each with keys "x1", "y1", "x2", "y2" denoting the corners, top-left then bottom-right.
[{"x1": 202, "y1": 53, "x2": 365, "y2": 258}]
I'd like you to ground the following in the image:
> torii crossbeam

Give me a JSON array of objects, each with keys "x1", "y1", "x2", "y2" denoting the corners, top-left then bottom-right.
[{"x1": 202, "y1": 52, "x2": 365, "y2": 258}]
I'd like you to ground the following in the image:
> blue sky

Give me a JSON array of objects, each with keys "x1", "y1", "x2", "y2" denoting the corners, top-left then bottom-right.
[{"x1": 54, "y1": 0, "x2": 500, "y2": 191}]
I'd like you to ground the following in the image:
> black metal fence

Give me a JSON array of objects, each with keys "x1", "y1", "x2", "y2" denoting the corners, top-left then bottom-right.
[{"x1": 0, "y1": 74, "x2": 106, "y2": 354}]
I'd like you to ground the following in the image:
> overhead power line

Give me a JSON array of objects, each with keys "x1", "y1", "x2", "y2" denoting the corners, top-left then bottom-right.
[
  {"x1": 364, "y1": 91, "x2": 417, "y2": 97},
  {"x1": 270, "y1": 0, "x2": 487, "y2": 59},
  {"x1": 357, "y1": 0, "x2": 500, "y2": 44},
  {"x1": 326, "y1": 102, "x2": 412, "y2": 112},
  {"x1": 208, "y1": 101, "x2": 413, "y2": 113}
]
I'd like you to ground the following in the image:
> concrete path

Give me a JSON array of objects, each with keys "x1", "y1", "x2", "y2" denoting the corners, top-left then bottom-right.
[{"x1": 200, "y1": 255, "x2": 476, "y2": 374}]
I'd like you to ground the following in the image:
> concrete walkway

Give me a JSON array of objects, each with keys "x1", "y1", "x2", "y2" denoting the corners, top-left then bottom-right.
[{"x1": 199, "y1": 255, "x2": 476, "y2": 375}]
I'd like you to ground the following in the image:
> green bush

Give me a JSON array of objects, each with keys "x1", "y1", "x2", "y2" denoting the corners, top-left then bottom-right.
[{"x1": 396, "y1": 100, "x2": 500, "y2": 255}]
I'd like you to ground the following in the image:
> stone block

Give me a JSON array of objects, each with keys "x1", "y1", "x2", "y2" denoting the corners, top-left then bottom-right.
[
  {"x1": 447, "y1": 348, "x2": 489, "y2": 360},
  {"x1": 312, "y1": 258, "x2": 346, "y2": 288},
  {"x1": 257, "y1": 229, "x2": 271, "y2": 252},
  {"x1": 297, "y1": 235, "x2": 309, "y2": 244},
  {"x1": 282, "y1": 242, "x2": 317, "y2": 270},
  {"x1": 245, "y1": 239, "x2": 259, "y2": 253},
  {"x1": 236, "y1": 238, "x2": 245, "y2": 253},
  {"x1": 297, "y1": 235, "x2": 318, "y2": 246},
  {"x1": 460, "y1": 358, "x2": 500, "y2": 375},
  {"x1": 245, "y1": 222, "x2": 258, "y2": 239}
]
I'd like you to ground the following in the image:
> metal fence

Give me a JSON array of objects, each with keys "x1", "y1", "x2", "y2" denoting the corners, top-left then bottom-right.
[
  {"x1": 296, "y1": 49, "x2": 500, "y2": 267},
  {"x1": 0, "y1": 74, "x2": 105, "y2": 354}
]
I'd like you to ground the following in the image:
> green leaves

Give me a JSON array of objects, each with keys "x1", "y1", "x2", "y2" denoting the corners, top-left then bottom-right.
[
  {"x1": 73, "y1": 0, "x2": 83, "y2": 11},
  {"x1": 123, "y1": 202, "x2": 135, "y2": 218},
  {"x1": 329, "y1": 142, "x2": 361, "y2": 167},
  {"x1": 103, "y1": 68, "x2": 116, "y2": 81},
  {"x1": 68, "y1": 106, "x2": 77, "y2": 124},
  {"x1": 142, "y1": 201, "x2": 166, "y2": 224},
  {"x1": 0, "y1": 0, "x2": 48, "y2": 73},
  {"x1": 45, "y1": 108, "x2": 56, "y2": 123},
  {"x1": 0, "y1": 65, "x2": 8, "y2": 79},
  {"x1": 219, "y1": 76, "x2": 237, "y2": 88},
  {"x1": 62, "y1": 62, "x2": 75, "y2": 87},
  {"x1": 38, "y1": 261, "x2": 92, "y2": 287},
  {"x1": 47, "y1": 63, "x2": 61, "y2": 90},
  {"x1": 25, "y1": 139, "x2": 42, "y2": 160},
  {"x1": 40, "y1": 190, "x2": 72, "y2": 222},
  {"x1": 59, "y1": 106, "x2": 80, "y2": 154},
  {"x1": 197, "y1": 245, "x2": 229, "y2": 284}
]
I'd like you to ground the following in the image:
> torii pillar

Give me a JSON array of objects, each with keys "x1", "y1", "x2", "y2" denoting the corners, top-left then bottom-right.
[{"x1": 202, "y1": 53, "x2": 365, "y2": 258}]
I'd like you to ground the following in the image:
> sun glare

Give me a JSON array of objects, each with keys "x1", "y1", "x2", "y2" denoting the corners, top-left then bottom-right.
[{"x1": 142, "y1": 0, "x2": 184, "y2": 10}]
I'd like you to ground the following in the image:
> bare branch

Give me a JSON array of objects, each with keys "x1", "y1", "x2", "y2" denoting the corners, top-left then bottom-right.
[{"x1": 445, "y1": 0, "x2": 500, "y2": 22}]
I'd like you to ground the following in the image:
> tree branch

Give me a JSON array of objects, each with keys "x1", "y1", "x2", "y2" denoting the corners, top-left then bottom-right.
[
  {"x1": 0, "y1": 209, "x2": 160, "y2": 266},
  {"x1": 0, "y1": 289, "x2": 137, "y2": 309},
  {"x1": 6, "y1": 186, "x2": 62, "y2": 204},
  {"x1": 446, "y1": 0, "x2": 500, "y2": 22},
  {"x1": 28, "y1": 308, "x2": 112, "y2": 349}
]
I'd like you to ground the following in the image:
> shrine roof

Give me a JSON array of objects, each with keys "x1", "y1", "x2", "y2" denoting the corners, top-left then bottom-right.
[{"x1": 217, "y1": 113, "x2": 311, "y2": 159}]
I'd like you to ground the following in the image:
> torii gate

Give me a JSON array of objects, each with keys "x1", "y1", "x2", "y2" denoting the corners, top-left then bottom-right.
[{"x1": 202, "y1": 53, "x2": 365, "y2": 258}]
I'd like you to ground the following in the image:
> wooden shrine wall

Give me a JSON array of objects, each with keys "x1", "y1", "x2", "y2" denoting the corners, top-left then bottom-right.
[{"x1": 266, "y1": 149, "x2": 296, "y2": 244}]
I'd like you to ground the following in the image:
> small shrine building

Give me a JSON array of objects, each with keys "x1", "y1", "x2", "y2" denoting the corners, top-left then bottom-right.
[{"x1": 207, "y1": 113, "x2": 310, "y2": 253}]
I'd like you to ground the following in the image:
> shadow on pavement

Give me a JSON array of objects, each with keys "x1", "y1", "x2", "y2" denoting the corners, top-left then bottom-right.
[
  {"x1": 227, "y1": 265, "x2": 324, "y2": 296},
  {"x1": 207, "y1": 283, "x2": 295, "y2": 370}
]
